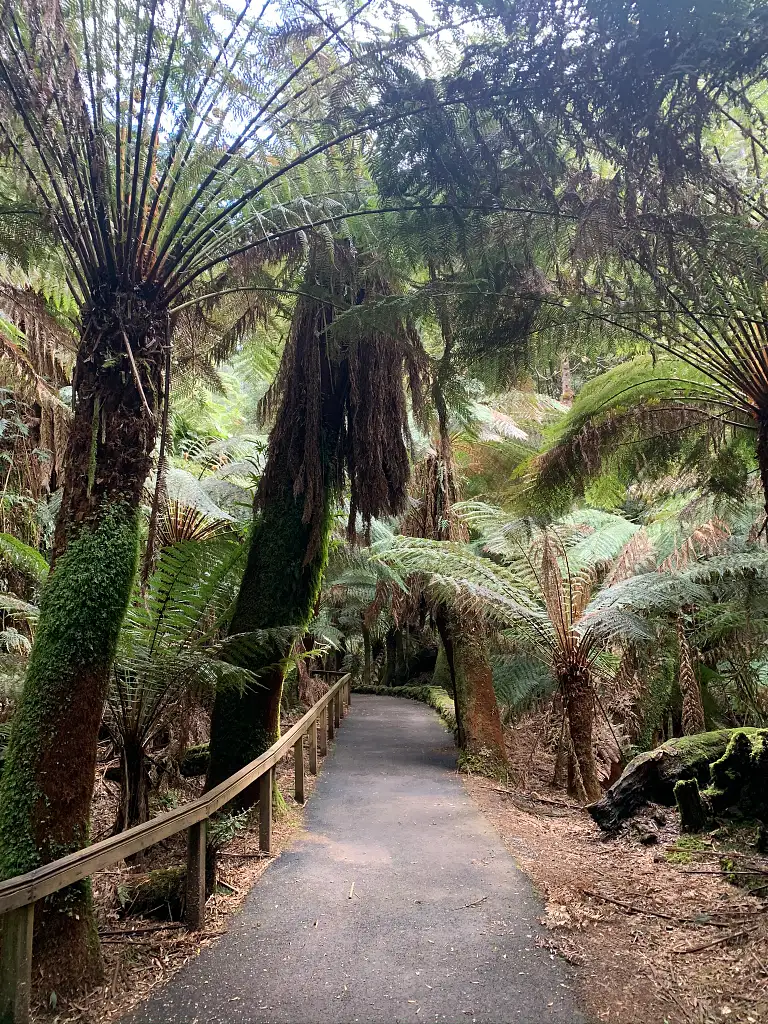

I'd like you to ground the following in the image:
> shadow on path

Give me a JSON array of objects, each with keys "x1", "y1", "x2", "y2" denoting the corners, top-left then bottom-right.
[{"x1": 127, "y1": 695, "x2": 588, "y2": 1024}]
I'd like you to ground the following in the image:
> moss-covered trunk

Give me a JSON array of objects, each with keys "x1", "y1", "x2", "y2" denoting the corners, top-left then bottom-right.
[
  {"x1": 206, "y1": 487, "x2": 332, "y2": 788},
  {"x1": 207, "y1": 279, "x2": 347, "y2": 792},
  {"x1": 0, "y1": 303, "x2": 163, "y2": 993}
]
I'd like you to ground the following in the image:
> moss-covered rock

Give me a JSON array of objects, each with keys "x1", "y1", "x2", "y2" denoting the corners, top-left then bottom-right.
[
  {"x1": 589, "y1": 728, "x2": 759, "y2": 833},
  {"x1": 179, "y1": 743, "x2": 210, "y2": 778}
]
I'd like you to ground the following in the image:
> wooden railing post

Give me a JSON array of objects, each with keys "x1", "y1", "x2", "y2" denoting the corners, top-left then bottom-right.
[
  {"x1": 259, "y1": 767, "x2": 273, "y2": 854},
  {"x1": 308, "y1": 714, "x2": 318, "y2": 775},
  {"x1": 294, "y1": 737, "x2": 305, "y2": 804},
  {"x1": 340, "y1": 686, "x2": 346, "y2": 719},
  {"x1": 319, "y1": 706, "x2": 328, "y2": 755},
  {"x1": 346, "y1": 680, "x2": 351, "y2": 705},
  {"x1": 327, "y1": 698, "x2": 335, "y2": 741},
  {"x1": 185, "y1": 819, "x2": 206, "y2": 930},
  {"x1": 0, "y1": 904, "x2": 34, "y2": 1024},
  {"x1": 334, "y1": 690, "x2": 341, "y2": 729}
]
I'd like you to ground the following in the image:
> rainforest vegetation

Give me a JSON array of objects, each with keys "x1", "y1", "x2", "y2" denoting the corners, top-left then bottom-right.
[{"x1": 2, "y1": 0, "x2": 768, "y2": 1007}]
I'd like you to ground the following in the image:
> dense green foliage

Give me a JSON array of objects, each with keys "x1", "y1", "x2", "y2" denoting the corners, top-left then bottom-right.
[{"x1": 2, "y1": 0, "x2": 768, "y2": 997}]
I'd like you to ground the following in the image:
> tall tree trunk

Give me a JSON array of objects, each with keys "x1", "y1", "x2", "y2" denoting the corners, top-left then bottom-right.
[
  {"x1": 142, "y1": 337, "x2": 172, "y2": 586},
  {"x1": 206, "y1": 486, "x2": 332, "y2": 790},
  {"x1": 362, "y1": 624, "x2": 372, "y2": 687},
  {"x1": 395, "y1": 628, "x2": 407, "y2": 683},
  {"x1": 436, "y1": 609, "x2": 507, "y2": 767},
  {"x1": 757, "y1": 418, "x2": 768, "y2": 525},
  {"x1": 384, "y1": 629, "x2": 398, "y2": 686},
  {"x1": 0, "y1": 304, "x2": 164, "y2": 992},
  {"x1": 559, "y1": 660, "x2": 601, "y2": 802}
]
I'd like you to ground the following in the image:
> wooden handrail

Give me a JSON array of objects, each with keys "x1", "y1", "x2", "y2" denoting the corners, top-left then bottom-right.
[{"x1": 0, "y1": 673, "x2": 352, "y2": 1023}]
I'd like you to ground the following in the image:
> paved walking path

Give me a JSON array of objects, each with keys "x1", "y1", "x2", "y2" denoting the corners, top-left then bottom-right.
[{"x1": 129, "y1": 695, "x2": 587, "y2": 1024}]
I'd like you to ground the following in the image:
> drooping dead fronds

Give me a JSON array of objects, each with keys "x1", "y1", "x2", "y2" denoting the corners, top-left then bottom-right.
[
  {"x1": 258, "y1": 243, "x2": 424, "y2": 559},
  {"x1": 605, "y1": 528, "x2": 656, "y2": 586},
  {"x1": 659, "y1": 518, "x2": 732, "y2": 573}
]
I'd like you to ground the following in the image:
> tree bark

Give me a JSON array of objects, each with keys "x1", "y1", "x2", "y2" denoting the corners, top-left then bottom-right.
[
  {"x1": 114, "y1": 739, "x2": 151, "y2": 834},
  {"x1": 384, "y1": 629, "x2": 398, "y2": 687},
  {"x1": 0, "y1": 303, "x2": 164, "y2": 992},
  {"x1": 559, "y1": 660, "x2": 601, "y2": 803},
  {"x1": 677, "y1": 614, "x2": 705, "y2": 735},
  {"x1": 206, "y1": 486, "x2": 331, "y2": 791},
  {"x1": 757, "y1": 418, "x2": 768, "y2": 524},
  {"x1": 362, "y1": 624, "x2": 372, "y2": 687},
  {"x1": 436, "y1": 609, "x2": 507, "y2": 767}
]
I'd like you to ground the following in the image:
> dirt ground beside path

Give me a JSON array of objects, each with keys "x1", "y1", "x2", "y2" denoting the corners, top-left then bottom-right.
[{"x1": 465, "y1": 773, "x2": 768, "y2": 1024}]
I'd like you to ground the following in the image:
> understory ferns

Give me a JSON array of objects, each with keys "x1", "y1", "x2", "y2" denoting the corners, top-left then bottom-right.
[
  {"x1": 106, "y1": 535, "x2": 253, "y2": 832},
  {"x1": 382, "y1": 505, "x2": 666, "y2": 801},
  {"x1": 0, "y1": 243, "x2": 75, "y2": 545},
  {"x1": 0, "y1": 0, "x2": 431, "y2": 986}
]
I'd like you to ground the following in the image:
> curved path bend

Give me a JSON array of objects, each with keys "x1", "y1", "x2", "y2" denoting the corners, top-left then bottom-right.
[{"x1": 129, "y1": 695, "x2": 587, "y2": 1024}]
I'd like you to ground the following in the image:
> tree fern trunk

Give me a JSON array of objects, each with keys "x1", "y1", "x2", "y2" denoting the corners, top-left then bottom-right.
[
  {"x1": 362, "y1": 625, "x2": 372, "y2": 687},
  {"x1": 206, "y1": 486, "x2": 332, "y2": 790},
  {"x1": 0, "y1": 307, "x2": 164, "y2": 992},
  {"x1": 559, "y1": 661, "x2": 601, "y2": 802},
  {"x1": 437, "y1": 610, "x2": 507, "y2": 769},
  {"x1": 677, "y1": 614, "x2": 705, "y2": 735},
  {"x1": 114, "y1": 739, "x2": 152, "y2": 834},
  {"x1": 757, "y1": 418, "x2": 768, "y2": 522}
]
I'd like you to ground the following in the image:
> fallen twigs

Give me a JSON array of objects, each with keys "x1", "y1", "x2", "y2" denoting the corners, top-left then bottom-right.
[
  {"x1": 99, "y1": 923, "x2": 183, "y2": 937},
  {"x1": 582, "y1": 888, "x2": 754, "y2": 928},
  {"x1": 672, "y1": 926, "x2": 758, "y2": 955}
]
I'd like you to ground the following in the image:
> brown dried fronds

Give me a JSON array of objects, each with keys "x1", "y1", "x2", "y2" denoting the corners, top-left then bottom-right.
[
  {"x1": 659, "y1": 517, "x2": 731, "y2": 572},
  {"x1": 258, "y1": 242, "x2": 423, "y2": 561}
]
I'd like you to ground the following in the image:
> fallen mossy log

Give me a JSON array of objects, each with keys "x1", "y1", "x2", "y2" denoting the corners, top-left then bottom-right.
[
  {"x1": 588, "y1": 729, "x2": 759, "y2": 833},
  {"x1": 708, "y1": 729, "x2": 768, "y2": 821}
]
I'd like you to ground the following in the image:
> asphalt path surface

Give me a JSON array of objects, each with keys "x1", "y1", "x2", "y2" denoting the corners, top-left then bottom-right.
[{"x1": 128, "y1": 694, "x2": 588, "y2": 1024}]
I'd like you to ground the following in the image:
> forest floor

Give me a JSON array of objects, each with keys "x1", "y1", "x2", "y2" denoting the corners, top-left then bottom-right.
[
  {"x1": 466, "y1": 712, "x2": 768, "y2": 1024},
  {"x1": 32, "y1": 706, "x2": 325, "y2": 1024}
]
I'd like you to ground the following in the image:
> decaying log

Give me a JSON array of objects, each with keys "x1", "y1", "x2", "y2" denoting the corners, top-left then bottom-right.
[
  {"x1": 674, "y1": 778, "x2": 710, "y2": 833},
  {"x1": 588, "y1": 728, "x2": 758, "y2": 833}
]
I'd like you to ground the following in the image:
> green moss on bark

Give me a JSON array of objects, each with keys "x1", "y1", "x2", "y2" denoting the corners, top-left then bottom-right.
[
  {"x1": 207, "y1": 489, "x2": 332, "y2": 787},
  {"x1": 0, "y1": 506, "x2": 138, "y2": 991},
  {"x1": 179, "y1": 743, "x2": 211, "y2": 778},
  {"x1": 0, "y1": 506, "x2": 139, "y2": 876}
]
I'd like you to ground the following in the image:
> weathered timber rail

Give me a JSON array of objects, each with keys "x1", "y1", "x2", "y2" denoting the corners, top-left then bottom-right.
[{"x1": 0, "y1": 674, "x2": 352, "y2": 1024}]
